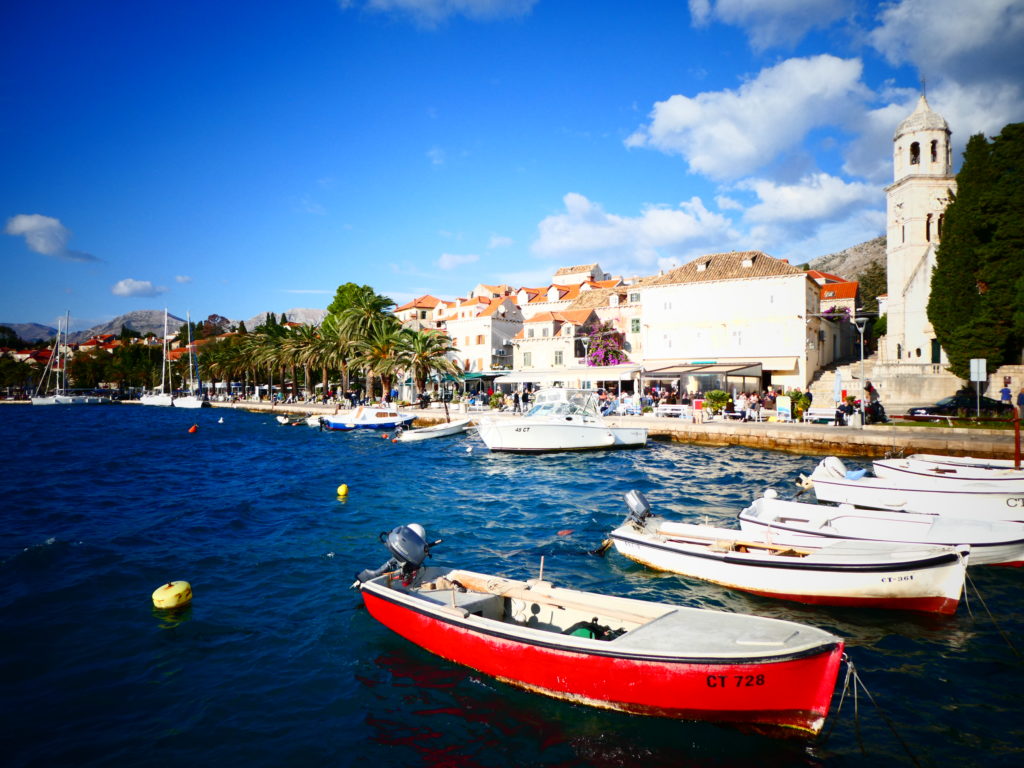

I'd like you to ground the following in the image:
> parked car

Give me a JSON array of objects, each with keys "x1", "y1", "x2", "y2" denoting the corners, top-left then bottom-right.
[{"x1": 907, "y1": 394, "x2": 1014, "y2": 419}]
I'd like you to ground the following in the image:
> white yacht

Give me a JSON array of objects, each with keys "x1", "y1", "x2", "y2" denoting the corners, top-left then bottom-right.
[{"x1": 474, "y1": 388, "x2": 646, "y2": 453}]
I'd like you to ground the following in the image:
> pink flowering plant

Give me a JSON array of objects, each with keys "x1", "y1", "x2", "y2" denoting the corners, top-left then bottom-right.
[
  {"x1": 822, "y1": 305, "x2": 851, "y2": 322},
  {"x1": 583, "y1": 321, "x2": 628, "y2": 367}
]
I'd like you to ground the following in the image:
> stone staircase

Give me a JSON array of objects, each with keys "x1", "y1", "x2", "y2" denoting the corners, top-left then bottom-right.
[{"x1": 807, "y1": 355, "x2": 878, "y2": 407}]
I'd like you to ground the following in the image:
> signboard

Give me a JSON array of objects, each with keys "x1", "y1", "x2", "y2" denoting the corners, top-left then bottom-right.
[
  {"x1": 970, "y1": 358, "x2": 986, "y2": 417},
  {"x1": 970, "y1": 358, "x2": 987, "y2": 382},
  {"x1": 776, "y1": 395, "x2": 792, "y2": 422}
]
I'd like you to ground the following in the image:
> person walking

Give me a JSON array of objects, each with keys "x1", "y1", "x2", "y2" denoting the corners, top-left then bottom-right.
[{"x1": 1017, "y1": 387, "x2": 1024, "y2": 420}]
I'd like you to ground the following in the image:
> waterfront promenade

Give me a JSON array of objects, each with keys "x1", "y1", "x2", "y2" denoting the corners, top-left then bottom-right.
[{"x1": 215, "y1": 400, "x2": 1020, "y2": 461}]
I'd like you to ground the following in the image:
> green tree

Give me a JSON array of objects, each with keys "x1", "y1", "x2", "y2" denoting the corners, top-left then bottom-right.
[
  {"x1": 0, "y1": 325, "x2": 25, "y2": 347},
  {"x1": 400, "y1": 329, "x2": 462, "y2": 418},
  {"x1": 855, "y1": 259, "x2": 887, "y2": 315},
  {"x1": 930, "y1": 124, "x2": 1024, "y2": 379}
]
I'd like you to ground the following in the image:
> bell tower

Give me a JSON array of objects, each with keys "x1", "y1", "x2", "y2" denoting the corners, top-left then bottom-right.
[{"x1": 883, "y1": 94, "x2": 956, "y2": 365}]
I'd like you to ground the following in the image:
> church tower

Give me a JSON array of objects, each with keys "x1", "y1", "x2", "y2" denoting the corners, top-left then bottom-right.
[{"x1": 883, "y1": 94, "x2": 956, "y2": 365}]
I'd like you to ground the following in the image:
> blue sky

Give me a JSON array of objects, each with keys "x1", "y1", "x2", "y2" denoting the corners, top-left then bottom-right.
[{"x1": 2, "y1": 0, "x2": 1022, "y2": 331}]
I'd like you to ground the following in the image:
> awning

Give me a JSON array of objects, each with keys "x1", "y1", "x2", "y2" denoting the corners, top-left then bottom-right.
[
  {"x1": 642, "y1": 362, "x2": 763, "y2": 378},
  {"x1": 494, "y1": 364, "x2": 642, "y2": 385}
]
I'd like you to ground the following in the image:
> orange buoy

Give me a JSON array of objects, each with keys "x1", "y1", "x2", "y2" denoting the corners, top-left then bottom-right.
[
  {"x1": 557, "y1": 529, "x2": 574, "y2": 536},
  {"x1": 381, "y1": 433, "x2": 389, "y2": 439},
  {"x1": 188, "y1": 424, "x2": 198, "y2": 433},
  {"x1": 392, "y1": 438, "x2": 399, "y2": 443}
]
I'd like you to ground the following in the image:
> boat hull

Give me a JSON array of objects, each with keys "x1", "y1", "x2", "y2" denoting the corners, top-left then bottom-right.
[
  {"x1": 611, "y1": 524, "x2": 967, "y2": 614},
  {"x1": 31, "y1": 394, "x2": 109, "y2": 405},
  {"x1": 739, "y1": 497, "x2": 1024, "y2": 567},
  {"x1": 360, "y1": 573, "x2": 843, "y2": 735},
  {"x1": 173, "y1": 395, "x2": 210, "y2": 409},
  {"x1": 811, "y1": 475, "x2": 1024, "y2": 523},
  {"x1": 139, "y1": 393, "x2": 174, "y2": 407},
  {"x1": 396, "y1": 418, "x2": 472, "y2": 442},
  {"x1": 321, "y1": 413, "x2": 414, "y2": 431},
  {"x1": 475, "y1": 419, "x2": 645, "y2": 452}
]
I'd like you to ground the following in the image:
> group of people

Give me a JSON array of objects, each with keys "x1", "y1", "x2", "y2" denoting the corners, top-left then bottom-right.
[
  {"x1": 999, "y1": 381, "x2": 1024, "y2": 418},
  {"x1": 832, "y1": 381, "x2": 885, "y2": 425}
]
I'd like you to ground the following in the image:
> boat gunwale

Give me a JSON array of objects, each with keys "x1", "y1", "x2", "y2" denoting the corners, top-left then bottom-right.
[
  {"x1": 359, "y1": 576, "x2": 842, "y2": 666},
  {"x1": 610, "y1": 526, "x2": 967, "y2": 574}
]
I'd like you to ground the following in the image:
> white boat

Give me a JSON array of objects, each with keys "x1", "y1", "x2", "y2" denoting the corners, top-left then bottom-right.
[
  {"x1": 902, "y1": 453, "x2": 1022, "y2": 471},
  {"x1": 806, "y1": 457, "x2": 1024, "y2": 523},
  {"x1": 873, "y1": 456, "x2": 1024, "y2": 485},
  {"x1": 474, "y1": 388, "x2": 646, "y2": 453},
  {"x1": 174, "y1": 312, "x2": 209, "y2": 409},
  {"x1": 31, "y1": 312, "x2": 111, "y2": 405},
  {"x1": 395, "y1": 417, "x2": 473, "y2": 442},
  {"x1": 739, "y1": 491, "x2": 1024, "y2": 567},
  {"x1": 140, "y1": 309, "x2": 174, "y2": 407},
  {"x1": 355, "y1": 525, "x2": 845, "y2": 736},
  {"x1": 321, "y1": 405, "x2": 415, "y2": 431},
  {"x1": 609, "y1": 491, "x2": 969, "y2": 614},
  {"x1": 304, "y1": 414, "x2": 324, "y2": 427}
]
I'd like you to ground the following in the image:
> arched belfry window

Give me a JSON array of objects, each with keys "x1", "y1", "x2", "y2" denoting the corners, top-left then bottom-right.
[
  {"x1": 937, "y1": 214, "x2": 944, "y2": 239},
  {"x1": 926, "y1": 213, "x2": 932, "y2": 242},
  {"x1": 910, "y1": 142, "x2": 920, "y2": 164},
  {"x1": 930, "y1": 140, "x2": 938, "y2": 162}
]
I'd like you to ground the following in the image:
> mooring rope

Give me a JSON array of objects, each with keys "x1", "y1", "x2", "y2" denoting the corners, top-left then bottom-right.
[
  {"x1": 966, "y1": 571, "x2": 1021, "y2": 658},
  {"x1": 822, "y1": 655, "x2": 926, "y2": 767}
]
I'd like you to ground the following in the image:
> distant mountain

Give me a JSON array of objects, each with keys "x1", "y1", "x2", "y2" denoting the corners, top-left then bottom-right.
[
  {"x1": 808, "y1": 236, "x2": 886, "y2": 282},
  {"x1": 66, "y1": 310, "x2": 187, "y2": 344},
  {"x1": 0, "y1": 322, "x2": 57, "y2": 344},
  {"x1": 241, "y1": 308, "x2": 328, "y2": 329}
]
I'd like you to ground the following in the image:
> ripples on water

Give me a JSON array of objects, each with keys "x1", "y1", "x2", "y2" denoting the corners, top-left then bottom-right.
[{"x1": 2, "y1": 406, "x2": 1022, "y2": 767}]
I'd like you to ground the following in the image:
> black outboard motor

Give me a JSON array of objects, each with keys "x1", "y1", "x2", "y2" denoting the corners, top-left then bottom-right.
[{"x1": 353, "y1": 523, "x2": 441, "y2": 585}]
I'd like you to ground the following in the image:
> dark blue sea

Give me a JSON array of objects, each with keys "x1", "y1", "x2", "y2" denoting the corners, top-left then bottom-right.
[{"x1": 2, "y1": 405, "x2": 1022, "y2": 768}]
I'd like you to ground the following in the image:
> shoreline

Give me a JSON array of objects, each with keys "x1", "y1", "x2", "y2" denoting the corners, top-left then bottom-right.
[{"x1": 4, "y1": 399, "x2": 1017, "y2": 460}]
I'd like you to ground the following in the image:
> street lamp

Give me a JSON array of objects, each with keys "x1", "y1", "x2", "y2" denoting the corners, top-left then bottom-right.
[{"x1": 852, "y1": 315, "x2": 869, "y2": 386}]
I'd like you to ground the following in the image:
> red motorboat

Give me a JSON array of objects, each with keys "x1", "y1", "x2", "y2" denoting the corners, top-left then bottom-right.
[{"x1": 355, "y1": 526, "x2": 846, "y2": 736}]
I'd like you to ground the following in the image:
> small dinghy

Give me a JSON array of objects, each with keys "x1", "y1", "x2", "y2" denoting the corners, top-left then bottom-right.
[
  {"x1": 609, "y1": 491, "x2": 969, "y2": 614},
  {"x1": 395, "y1": 417, "x2": 473, "y2": 442},
  {"x1": 805, "y1": 457, "x2": 1024, "y2": 522},
  {"x1": 739, "y1": 491, "x2": 1024, "y2": 567},
  {"x1": 321, "y1": 405, "x2": 415, "y2": 431},
  {"x1": 354, "y1": 524, "x2": 845, "y2": 736}
]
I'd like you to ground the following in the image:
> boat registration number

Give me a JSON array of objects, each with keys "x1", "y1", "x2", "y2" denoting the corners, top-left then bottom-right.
[
  {"x1": 881, "y1": 575, "x2": 914, "y2": 583},
  {"x1": 706, "y1": 674, "x2": 765, "y2": 688},
  {"x1": 514, "y1": 427, "x2": 531, "y2": 432}
]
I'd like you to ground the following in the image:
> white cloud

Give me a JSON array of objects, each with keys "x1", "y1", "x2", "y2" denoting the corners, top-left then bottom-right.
[
  {"x1": 532, "y1": 192, "x2": 737, "y2": 270},
  {"x1": 487, "y1": 234, "x2": 513, "y2": 249},
  {"x1": 740, "y1": 173, "x2": 879, "y2": 224},
  {"x1": 689, "y1": 0, "x2": 854, "y2": 50},
  {"x1": 437, "y1": 252, "x2": 480, "y2": 270},
  {"x1": 870, "y1": 0, "x2": 1024, "y2": 84},
  {"x1": 111, "y1": 278, "x2": 166, "y2": 298},
  {"x1": 361, "y1": 0, "x2": 538, "y2": 26},
  {"x1": 4, "y1": 213, "x2": 100, "y2": 262},
  {"x1": 175, "y1": 275, "x2": 193, "y2": 283},
  {"x1": 626, "y1": 55, "x2": 870, "y2": 180}
]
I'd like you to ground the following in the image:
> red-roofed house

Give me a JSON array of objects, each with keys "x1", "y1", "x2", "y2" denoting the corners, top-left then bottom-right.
[{"x1": 443, "y1": 296, "x2": 523, "y2": 372}]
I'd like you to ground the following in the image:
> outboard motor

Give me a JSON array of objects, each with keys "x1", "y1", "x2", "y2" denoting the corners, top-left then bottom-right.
[
  {"x1": 354, "y1": 523, "x2": 441, "y2": 585},
  {"x1": 624, "y1": 489, "x2": 652, "y2": 528}
]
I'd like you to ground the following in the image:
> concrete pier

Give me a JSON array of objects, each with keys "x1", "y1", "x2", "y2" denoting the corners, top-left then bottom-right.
[{"x1": 215, "y1": 401, "x2": 1020, "y2": 461}]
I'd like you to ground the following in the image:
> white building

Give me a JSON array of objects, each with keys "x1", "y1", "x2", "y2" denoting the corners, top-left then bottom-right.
[
  {"x1": 442, "y1": 296, "x2": 523, "y2": 373},
  {"x1": 639, "y1": 251, "x2": 822, "y2": 392},
  {"x1": 882, "y1": 94, "x2": 955, "y2": 365}
]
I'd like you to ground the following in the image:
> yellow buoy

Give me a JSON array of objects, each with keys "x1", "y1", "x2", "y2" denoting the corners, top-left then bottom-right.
[
  {"x1": 337, "y1": 483, "x2": 349, "y2": 497},
  {"x1": 152, "y1": 580, "x2": 192, "y2": 609}
]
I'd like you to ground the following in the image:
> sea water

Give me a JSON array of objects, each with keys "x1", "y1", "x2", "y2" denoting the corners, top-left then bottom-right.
[{"x1": 2, "y1": 405, "x2": 1022, "y2": 767}]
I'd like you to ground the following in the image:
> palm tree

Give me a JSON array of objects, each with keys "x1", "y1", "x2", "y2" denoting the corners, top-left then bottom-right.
[
  {"x1": 340, "y1": 292, "x2": 397, "y2": 402},
  {"x1": 352, "y1": 316, "x2": 405, "y2": 403},
  {"x1": 280, "y1": 324, "x2": 320, "y2": 400},
  {"x1": 316, "y1": 314, "x2": 354, "y2": 401},
  {"x1": 400, "y1": 328, "x2": 462, "y2": 419}
]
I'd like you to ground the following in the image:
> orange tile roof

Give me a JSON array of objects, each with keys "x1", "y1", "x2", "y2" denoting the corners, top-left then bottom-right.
[
  {"x1": 820, "y1": 282, "x2": 859, "y2": 300},
  {"x1": 395, "y1": 294, "x2": 442, "y2": 311}
]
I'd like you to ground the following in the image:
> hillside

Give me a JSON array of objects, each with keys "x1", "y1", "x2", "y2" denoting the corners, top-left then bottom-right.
[{"x1": 808, "y1": 236, "x2": 886, "y2": 281}]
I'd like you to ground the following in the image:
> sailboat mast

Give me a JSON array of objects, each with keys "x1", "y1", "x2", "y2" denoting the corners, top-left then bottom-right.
[{"x1": 159, "y1": 309, "x2": 168, "y2": 394}]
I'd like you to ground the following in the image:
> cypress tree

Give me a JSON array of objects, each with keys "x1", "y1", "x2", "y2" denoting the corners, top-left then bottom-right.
[{"x1": 927, "y1": 126, "x2": 1024, "y2": 379}]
